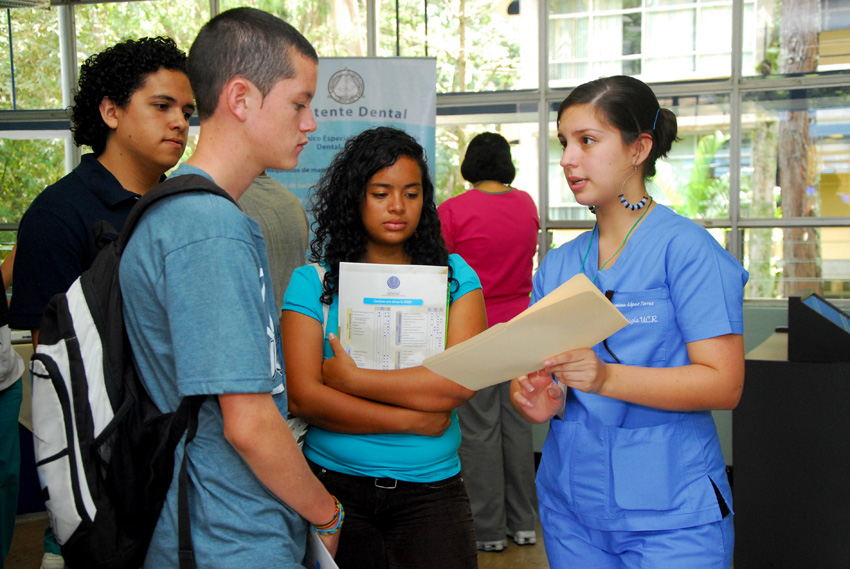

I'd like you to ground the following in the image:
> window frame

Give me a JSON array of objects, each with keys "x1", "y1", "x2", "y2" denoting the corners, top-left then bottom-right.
[{"x1": 2, "y1": 0, "x2": 850, "y2": 300}]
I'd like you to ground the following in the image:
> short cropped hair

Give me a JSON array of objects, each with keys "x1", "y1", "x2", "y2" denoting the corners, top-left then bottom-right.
[
  {"x1": 460, "y1": 132, "x2": 516, "y2": 186},
  {"x1": 188, "y1": 7, "x2": 318, "y2": 120},
  {"x1": 71, "y1": 37, "x2": 187, "y2": 156}
]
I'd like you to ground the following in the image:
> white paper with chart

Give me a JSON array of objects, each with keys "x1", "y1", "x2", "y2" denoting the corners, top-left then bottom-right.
[{"x1": 338, "y1": 262, "x2": 449, "y2": 370}]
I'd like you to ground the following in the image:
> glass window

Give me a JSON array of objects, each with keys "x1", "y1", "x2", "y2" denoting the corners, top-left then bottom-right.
[
  {"x1": 379, "y1": 0, "x2": 528, "y2": 92},
  {"x1": 74, "y1": 0, "x2": 209, "y2": 58},
  {"x1": 0, "y1": 7, "x2": 62, "y2": 110},
  {"x1": 378, "y1": 0, "x2": 426, "y2": 57},
  {"x1": 435, "y1": 120, "x2": 540, "y2": 208},
  {"x1": 4, "y1": 0, "x2": 850, "y2": 303},
  {"x1": 549, "y1": 0, "x2": 738, "y2": 87},
  {"x1": 740, "y1": 87, "x2": 850, "y2": 219},
  {"x1": 744, "y1": 0, "x2": 850, "y2": 78},
  {"x1": 0, "y1": 136, "x2": 66, "y2": 227},
  {"x1": 659, "y1": 94, "x2": 733, "y2": 220},
  {"x1": 745, "y1": 226, "x2": 850, "y2": 300},
  {"x1": 0, "y1": 231, "x2": 15, "y2": 265},
  {"x1": 219, "y1": 0, "x2": 367, "y2": 56}
]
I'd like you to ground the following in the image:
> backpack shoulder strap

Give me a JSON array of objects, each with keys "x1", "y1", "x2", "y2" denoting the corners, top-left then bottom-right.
[{"x1": 117, "y1": 174, "x2": 238, "y2": 253}]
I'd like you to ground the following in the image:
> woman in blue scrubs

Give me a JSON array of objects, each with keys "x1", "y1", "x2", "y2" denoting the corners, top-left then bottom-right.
[{"x1": 511, "y1": 76, "x2": 747, "y2": 568}]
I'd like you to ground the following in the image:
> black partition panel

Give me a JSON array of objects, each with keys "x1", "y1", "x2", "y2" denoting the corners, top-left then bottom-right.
[
  {"x1": 734, "y1": 358, "x2": 850, "y2": 567},
  {"x1": 788, "y1": 292, "x2": 850, "y2": 363}
]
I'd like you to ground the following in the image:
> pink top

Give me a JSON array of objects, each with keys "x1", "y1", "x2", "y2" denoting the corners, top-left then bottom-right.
[{"x1": 438, "y1": 188, "x2": 539, "y2": 325}]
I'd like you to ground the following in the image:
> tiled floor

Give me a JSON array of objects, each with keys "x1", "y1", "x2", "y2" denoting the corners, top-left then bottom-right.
[{"x1": 6, "y1": 513, "x2": 550, "y2": 569}]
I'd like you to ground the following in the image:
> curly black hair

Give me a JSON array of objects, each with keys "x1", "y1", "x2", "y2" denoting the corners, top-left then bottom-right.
[
  {"x1": 71, "y1": 37, "x2": 187, "y2": 156},
  {"x1": 310, "y1": 127, "x2": 451, "y2": 305}
]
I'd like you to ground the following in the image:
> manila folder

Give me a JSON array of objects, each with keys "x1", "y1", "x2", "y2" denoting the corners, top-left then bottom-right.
[{"x1": 422, "y1": 274, "x2": 628, "y2": 390}]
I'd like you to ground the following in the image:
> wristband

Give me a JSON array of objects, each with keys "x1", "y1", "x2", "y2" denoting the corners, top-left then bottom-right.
[{"x1": 314, "y1": 495, "x2": 344, "y2": 536}]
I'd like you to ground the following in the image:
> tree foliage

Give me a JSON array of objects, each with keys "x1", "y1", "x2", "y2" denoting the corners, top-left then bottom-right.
[
  {"x1": 0, "y1": 138, "x2": 63, "y2": 225},
  {"x1": 682, "y1": 131, "x2": 732, "y2": 219},
  {"x1": 1, "y1": 7, "x2": 61, "y2": 110},
  {"x1": 2, "y1": 0, "x2": 523, "y2": 222}
]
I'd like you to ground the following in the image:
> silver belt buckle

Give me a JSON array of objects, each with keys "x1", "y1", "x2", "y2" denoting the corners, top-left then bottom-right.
[{"x1": 375, "y1": 477, "x2": 398, "y2": 489}]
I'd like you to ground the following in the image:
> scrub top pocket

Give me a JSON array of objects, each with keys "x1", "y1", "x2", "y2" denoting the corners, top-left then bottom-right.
[
  {"x1": 607, "y1": 421, "x2": 687, "y2": 513},
  {"x1": 537, "y1": 419, "x2": 581, "y2": 508}
]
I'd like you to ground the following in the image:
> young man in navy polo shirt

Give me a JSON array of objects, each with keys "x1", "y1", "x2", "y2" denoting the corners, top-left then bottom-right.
[{"x1": 8, "y1": 36, "x2": 194, "y2": 569}]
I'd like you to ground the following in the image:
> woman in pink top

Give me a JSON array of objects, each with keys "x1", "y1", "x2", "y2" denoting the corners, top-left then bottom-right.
[{"x1": 438, "y1": 132, "x2": 540, "y2": 552}]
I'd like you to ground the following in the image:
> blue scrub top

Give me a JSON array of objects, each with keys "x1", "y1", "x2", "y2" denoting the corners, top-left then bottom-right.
[{"x1": 534, "y1": 204, "x2": 748, "y2": 532}]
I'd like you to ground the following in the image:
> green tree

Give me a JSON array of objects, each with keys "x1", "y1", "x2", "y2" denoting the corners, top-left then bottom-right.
[
  {"x1": 778, "y1": 0, "x2": 821, "y2": 297},
  {"x1": 1, "y1": 7, "x2": 61, "y2": 110},
  {"x1": 0, "y1": 137, "x2": 64, "y2": 258},
  {"x1": 2, "y1": 0, "x2": 524, "y2": 227},
  {"x1": 681, "y1": 131, "x2": 732, "y2": 219}
]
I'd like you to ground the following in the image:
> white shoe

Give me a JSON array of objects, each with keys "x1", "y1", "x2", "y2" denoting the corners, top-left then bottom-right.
[
  {"x1": 477, "y1": 539, "x2": 507, "y2": 552},
  {"x1": 508, "y1": 530, "x2": 537, "y2": 545},
  {"x1": 40, "y1": 552, "x2": 65, "y2": 569}
]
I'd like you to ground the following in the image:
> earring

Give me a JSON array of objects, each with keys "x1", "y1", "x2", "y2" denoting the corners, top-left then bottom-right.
[
  {"x1": 588, "y1": 205, "x2": 596, "y2": 214},
  {"x1": 618, "y1": 194, "x2": 648, "y2": 210},
  {"x1": 618, "y1": 165, "x2": 648, "y2": 210}
]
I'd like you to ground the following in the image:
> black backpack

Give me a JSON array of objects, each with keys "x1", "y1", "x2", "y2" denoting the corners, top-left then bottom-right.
[{"x1": 30, "y1": 174, "x2": 236, "y2": 569}]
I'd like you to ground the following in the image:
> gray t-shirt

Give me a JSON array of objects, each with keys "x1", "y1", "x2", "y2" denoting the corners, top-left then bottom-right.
[{"x1": 240, "y1": 175, "x2": 309, "y2": 311}]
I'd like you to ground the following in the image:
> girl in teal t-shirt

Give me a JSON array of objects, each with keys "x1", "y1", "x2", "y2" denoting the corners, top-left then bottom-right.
[{"x1": 282, "y1": 127, "x2": 486, "y2": 569}]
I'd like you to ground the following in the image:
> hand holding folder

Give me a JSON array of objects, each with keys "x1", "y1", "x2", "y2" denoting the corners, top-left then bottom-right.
[{"x1": 422, "y1": 274, "x2": 628, "y2": 390}]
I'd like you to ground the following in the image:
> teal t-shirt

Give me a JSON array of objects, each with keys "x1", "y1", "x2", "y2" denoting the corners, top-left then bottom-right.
[
  {"x1": 282, "y1": 254, "x2": 481, "y2": 482},
  {"x1": 121, "y1": 166, "x2": 308, "y2": 569}
]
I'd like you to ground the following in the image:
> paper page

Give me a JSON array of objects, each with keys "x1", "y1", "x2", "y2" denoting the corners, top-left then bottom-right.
[
  {"x1": 304, "y1": 530, "x2": 339, "y2": 569},
  {"x1": 339, "y1": 262, "x2": 449, "y2": 370},
  {"x1": 423, "y1": 274, "x2": 629, "y2": 390}
]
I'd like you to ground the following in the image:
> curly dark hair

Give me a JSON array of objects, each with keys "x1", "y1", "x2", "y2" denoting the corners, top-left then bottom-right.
[
  {"x1": 71, "y1": 36, "x2": 187, "y2": 156},
  {"x1": 310, "y1": 127, "x2": 451, "y2": 305}
]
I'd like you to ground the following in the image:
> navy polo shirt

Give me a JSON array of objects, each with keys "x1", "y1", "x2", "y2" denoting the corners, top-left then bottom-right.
[{"x1": 10, "y1": 154, "x2": 141, "y2": 330}]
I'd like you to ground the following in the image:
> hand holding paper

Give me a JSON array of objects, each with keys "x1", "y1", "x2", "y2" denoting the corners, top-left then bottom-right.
[
  {"x1": 422, "y1": 274, "x2": 628, "y2": 390},
  {"x1": 306, "y1": 529, "x2": 340, "y2": 569},
  {"x1": 512, "y1": 370, "x2": 566, "y2": 423},
  {"x1": 540, "y1": 347, "x2": 609, "y2": 395}
]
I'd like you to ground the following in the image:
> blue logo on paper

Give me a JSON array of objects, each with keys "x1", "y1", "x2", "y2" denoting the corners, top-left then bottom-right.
[{"x1": 387, "y1": 276, "x2": 401, "y2": 289}]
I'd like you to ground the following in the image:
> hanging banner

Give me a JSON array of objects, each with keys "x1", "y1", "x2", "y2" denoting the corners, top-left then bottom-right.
[{"x1": 267, "y1": 57, "x2": 437, "y2": 220}]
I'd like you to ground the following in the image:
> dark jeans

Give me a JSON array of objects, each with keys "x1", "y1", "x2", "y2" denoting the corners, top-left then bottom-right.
[{"x1": 309, "y1": 460, "x2": 478, "y2": 569}]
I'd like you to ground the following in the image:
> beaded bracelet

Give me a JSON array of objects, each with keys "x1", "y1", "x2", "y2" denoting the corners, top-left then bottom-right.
[{"x1": 314, "y1": 495, "x2": 344, "y2": 536}]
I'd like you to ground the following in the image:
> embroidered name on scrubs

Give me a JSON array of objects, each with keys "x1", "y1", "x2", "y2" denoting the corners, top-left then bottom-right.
[
  {"x1": 604, "y1": 288, "x2": 669, "y2": 365},
  {"x1": 615, "y1": 299, "x2": 660, "y2": 324}
]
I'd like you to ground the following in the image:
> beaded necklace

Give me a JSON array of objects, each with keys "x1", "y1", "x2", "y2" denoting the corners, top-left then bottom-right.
[{"x1": 579, "y1": 197, "x2": 653, "y2": 282}]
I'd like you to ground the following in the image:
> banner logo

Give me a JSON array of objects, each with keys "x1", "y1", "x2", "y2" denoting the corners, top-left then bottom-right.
[{"x1": 328, "y1": 69, "x2": 365, "y2": 104}]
